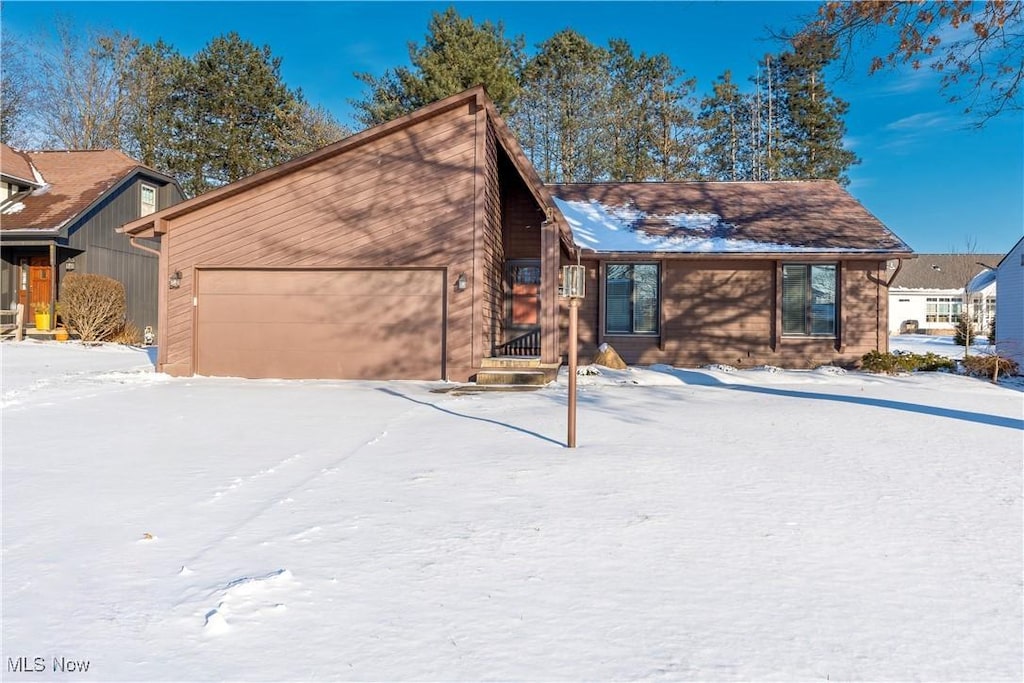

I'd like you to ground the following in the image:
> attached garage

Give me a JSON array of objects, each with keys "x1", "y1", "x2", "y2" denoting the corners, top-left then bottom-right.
[{"x1": 195, "y1": 268, "x2": 445, "y2": 380}]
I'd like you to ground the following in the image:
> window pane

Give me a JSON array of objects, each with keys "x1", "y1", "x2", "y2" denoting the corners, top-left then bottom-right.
[
  {"x1": 633, "y1": 264, "x2": 658, "y2": 333},
  {"x1": 782, "y1": 265, "x2": 808, "y2": 334},
  {"x1": 809, "y1": 265, "x2": 836, "y2": 335},
  {"x1": 606, "y1": 271, "x2": 631, "y2": 333}
]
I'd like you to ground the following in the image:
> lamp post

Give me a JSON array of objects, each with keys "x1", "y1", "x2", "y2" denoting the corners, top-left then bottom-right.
[{"x1": 561, "y1": 264, "x2": 585, "y2": 448}]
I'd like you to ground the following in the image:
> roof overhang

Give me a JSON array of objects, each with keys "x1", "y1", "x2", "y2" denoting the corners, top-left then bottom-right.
[{"x1": 577, "y1": 249, "x2": 914, "y2": 260}]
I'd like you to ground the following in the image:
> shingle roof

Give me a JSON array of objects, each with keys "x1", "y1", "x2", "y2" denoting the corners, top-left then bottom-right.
[
  {"x1": 0, "y1": 149, "x2": 143, "y2": 232},
  {"x1": 549, "y1": 181, "x2": 912, "y2": 254},
  {"x1": 889, "y1": 253, "x2": 1002, "y2": 290},
  {"x1": 0, "y1": 143, "x2": 38, "y2": 186}
]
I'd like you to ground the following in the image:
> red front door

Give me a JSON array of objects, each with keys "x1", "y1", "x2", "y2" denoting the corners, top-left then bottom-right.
[
  {"x1": 509, "y1": 261, "x2": 540, "y2": 326},
  {"x1": 18, "y1": 256, "x2": 52, "y2": 320}
]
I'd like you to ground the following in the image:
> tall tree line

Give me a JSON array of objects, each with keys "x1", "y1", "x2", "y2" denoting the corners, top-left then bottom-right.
[
  {"x1": 1, "y1": 25, "x2": 348, "y2": 197},
  {"x1": 353, "y1": 8, "x2": 859, "y2": 184}
]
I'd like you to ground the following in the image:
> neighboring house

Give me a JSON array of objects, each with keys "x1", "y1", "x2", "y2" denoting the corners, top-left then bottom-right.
[
  {"x1": 0, "y1": 143, "x2": 184, "y2": 332},
  {"x1": 887, "y1": 253, "x2": 1001, "y2": 335},
  {"x1": 120, "y1": 87, "x2": 912, "y2": 382},
  {"x1": 995, "y1": 236, "x2": 1023, "y2": 367}
]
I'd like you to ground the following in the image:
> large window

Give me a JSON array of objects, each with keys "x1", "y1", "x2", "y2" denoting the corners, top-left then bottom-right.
[
  {"x1": 782, "y1": 264, "x2": 837, "y2": 336},
  {"x1": 925, "y1": 296, "x2": 962, "y2": 323},
  {"x1": 605, "y1": 263, "x2": 659, "y2": 334}
]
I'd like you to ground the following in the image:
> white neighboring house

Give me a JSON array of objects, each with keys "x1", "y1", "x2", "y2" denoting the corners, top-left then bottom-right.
[
  {"x1": 887, "y1": 254, "x2": 1001, "y2": 335},
  {"x1": 994, "y1": 237, "x2": 1023, "y2": 366}
]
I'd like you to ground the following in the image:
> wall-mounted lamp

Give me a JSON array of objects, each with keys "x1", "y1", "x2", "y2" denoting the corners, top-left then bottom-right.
[
  {"x1": 169, "y1": 270, "x2": 182, "y2": 289},
  {"x1": 456, "y1": 272, "x2": 467, "y2": 291},
  {"x1": 64, "y1": 258, "x2": 76, "y2": 272}
]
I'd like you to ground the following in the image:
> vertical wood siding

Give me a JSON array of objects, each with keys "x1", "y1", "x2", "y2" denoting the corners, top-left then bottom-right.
[
  {"x1": 480, "y1": 120, "x2": 504, "y2": 354},
  {"x1": 161, "y1": 104, "x2": 480, "y2": 377},
  {"x1": 65, "y1": 175, "x2": 182, "y2": 333}
]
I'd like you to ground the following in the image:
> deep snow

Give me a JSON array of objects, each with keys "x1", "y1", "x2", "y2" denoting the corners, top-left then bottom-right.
[{"x1": 1, "y1": 340, "x2": 1021, "y2": 681}]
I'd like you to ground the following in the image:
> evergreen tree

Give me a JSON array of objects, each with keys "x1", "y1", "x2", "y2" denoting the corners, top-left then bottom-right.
[
  {"x1": 513, "y1": 29, "x2": 608, "y2": 183},
  {"x1": 698, "y1": 71, "x2": 747, "y2": 180},
  {"x1": 774, "y1": 34, "x2": 859, "y2": 184},
  {"x1": 120, "y1": 40, "x2": 189, "y2": 168},
  {"x1": 352, "y1": 7, "x2": 524, "y2": 127}
]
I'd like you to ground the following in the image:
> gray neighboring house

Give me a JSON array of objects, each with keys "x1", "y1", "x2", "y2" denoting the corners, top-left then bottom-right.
[{"x1": 1, "y1": 143, "x2": 184, "y2": 332}]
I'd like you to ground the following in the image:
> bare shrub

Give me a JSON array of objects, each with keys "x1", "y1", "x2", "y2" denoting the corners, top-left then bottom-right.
[
  {"x1": 109, "y1": 321, "x2": 142, "y2": 345},
  {"x1": 58, "y1": 273, "x2": 126, "y2": 342},
  {"x1": 961, "y1": 354, "x2": 1020, "y2": 382}
]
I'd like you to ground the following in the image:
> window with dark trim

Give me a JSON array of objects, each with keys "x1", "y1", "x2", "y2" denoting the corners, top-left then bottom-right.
[
  {"x1": 782, "y1": 264, "x2": 837, "y2": 336},
  {"x1": 605, "y1": 263, "x2": 659, "y2": 334}
]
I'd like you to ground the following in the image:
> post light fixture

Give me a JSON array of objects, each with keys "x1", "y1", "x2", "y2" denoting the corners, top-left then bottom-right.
[
  {"x1": 562, "y1": 262, "x2": 586, "y2": 449},
  {"x1": 169, "y1": 270, "x2": 182, "y2": 289},
  {"x1": 456, "y1": 272, "x2": 467, "y2": 291},
  {"x1": 64, "y1": 258, "x2": 75, "y2": 272}
]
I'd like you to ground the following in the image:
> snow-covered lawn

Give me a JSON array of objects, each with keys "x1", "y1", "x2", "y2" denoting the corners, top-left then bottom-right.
[{"x1": 2, "y1": 340, "x2": 1021, "y2": 681}]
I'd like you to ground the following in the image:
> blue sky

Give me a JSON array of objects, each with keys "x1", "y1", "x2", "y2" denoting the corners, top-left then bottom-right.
[{"x1": 4, "y1": 1, "x2": 1022, "y2": 255}]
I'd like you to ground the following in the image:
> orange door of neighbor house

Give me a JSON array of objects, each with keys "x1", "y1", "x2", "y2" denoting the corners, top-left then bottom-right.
[
  {"x1": 509, "y1": 260, "x2": 541, "y2": 326},
  {"x1": 17, "y1": 256, "x2": 52, "y2": 314}
]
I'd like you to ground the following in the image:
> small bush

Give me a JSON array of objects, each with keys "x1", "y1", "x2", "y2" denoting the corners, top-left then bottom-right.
[
  {"x1": 954, "y1": 312, "x2": 974, "y2": 346},
  {"x1": 860, "y1": 350, "x2": 955, "y2": 374},
  {"x1": 59, "y1": 273, "x2": 126, "y2": 342},
  {"x1": 961, "y1": 354, "x2": 1019, "y2": 381},
  {"x1": 989, "y1": 315, "x2": 996, "y2": 343},
  {"x1": 109, "y1": 321, "x2": 143, "y2": 345}
]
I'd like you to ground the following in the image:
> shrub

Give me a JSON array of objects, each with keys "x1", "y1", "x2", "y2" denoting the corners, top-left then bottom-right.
[
  {"x1": 58, "y1": 273, "x2": 126, "y2": 342},
  {"x1": 961, "y1": 354, "x2": 1019, "y2": 381},
  {"x1": 109, "y1": 321, "x2": 143, "y2": 346},
  {"x1": 860, "y1": 350, "x2": 955, "y2": 374},
  {"x1": 954, "y1": 312, "x2": 974, "y2": 346},
  {"x1": 989, "y1": 315, "x2": 996, "y2": 343}
]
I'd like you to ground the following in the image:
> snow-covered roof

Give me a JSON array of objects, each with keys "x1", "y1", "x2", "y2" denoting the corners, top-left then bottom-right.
[
  {"x1": 549, "y1": 181, "x2": 912, "y2": 254},
  {"x1": 966, "y1": 267, "x2": 997, "y2": 293}
]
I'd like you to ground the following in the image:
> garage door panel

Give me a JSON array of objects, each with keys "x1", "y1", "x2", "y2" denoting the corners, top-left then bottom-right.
[
  {"x1": 199, "y1": 269, "x2": 437, "y2": 297},
  {"x1": 196, "y1": 269, "x2": 444, "y2": 380},
  {"x1": 199, "y1": 292, "x2": 438, "y2": 325}
]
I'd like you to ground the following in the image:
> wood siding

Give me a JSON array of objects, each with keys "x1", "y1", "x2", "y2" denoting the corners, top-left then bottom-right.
[
  {"x1": 480, "y1": 120, "x2": 504, "y2": 355},
  {"x1": 65, "y1": 174, "x2": 183, "y2": 332},
  {"x1": 161, "y1": 103, "x2": 481, "y2": 379},
  {"x1": 569, "y1": 258, "x2": 890, "y2": 368}
]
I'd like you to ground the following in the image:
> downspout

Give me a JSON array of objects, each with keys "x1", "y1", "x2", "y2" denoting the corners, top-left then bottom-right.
[
  {"x1": 128, "y1": 235, "x2": 161, "y2": 258},
  {"x1": 882, "y1": 258, "x2": 905, "y2": 352}
]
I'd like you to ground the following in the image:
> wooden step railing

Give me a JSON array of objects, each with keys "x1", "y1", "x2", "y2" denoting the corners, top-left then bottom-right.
[{"x1": 494, "y1": 327, "x2": 541, "y2": 357}]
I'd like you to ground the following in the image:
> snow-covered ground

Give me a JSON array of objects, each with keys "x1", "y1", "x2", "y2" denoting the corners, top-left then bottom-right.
[
  {"x1": 2, "y1": 340, "x2": 1021, "y2": 681},
  {"x1": 889, "y1": 333, "x2": 995, "y2": 360}
]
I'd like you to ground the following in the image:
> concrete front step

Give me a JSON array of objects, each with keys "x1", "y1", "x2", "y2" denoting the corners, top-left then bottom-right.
[{"x1": 474, "y1": 367, "x2": 559, "y2": 386}]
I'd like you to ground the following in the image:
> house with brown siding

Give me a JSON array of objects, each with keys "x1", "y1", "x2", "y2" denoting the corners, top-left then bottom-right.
[
  {"x1": 120, "y1": 87, "x2": 912, "y2": 381},
  {"x1": 1, "y1": 144, "x2": 184, "y2": 332},
  {"x1": 551, "y1": 182, "x2": 913, "y2": 369}
]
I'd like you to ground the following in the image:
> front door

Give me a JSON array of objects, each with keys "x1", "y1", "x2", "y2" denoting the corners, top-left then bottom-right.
[
  {"x1": 18, "y1": 256, "x2": 52, "y2": 321},
  {"x1": 508, "y1": 260, "x2": 541, "y2": 327}
]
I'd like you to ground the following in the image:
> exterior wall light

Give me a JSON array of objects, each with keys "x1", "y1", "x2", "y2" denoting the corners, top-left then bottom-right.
[
  {"x1": 169, "y1": 270, "x2": 182, "y2": 289},
  {"x1": 64, "y1": 258, "x2": 75, "y2": 272},
  {"x1": 456, "y1": 272, "x2": 467, "y2": 291}
]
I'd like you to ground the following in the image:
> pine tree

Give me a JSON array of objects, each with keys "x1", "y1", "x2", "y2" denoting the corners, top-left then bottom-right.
[
  {"x1": 352, "y1": 8, "x2": 524, "y2": 127},
  {"x1": 698, "y1": 71, "x2": 747, "y2": 180},
  {"x1": 513, "y1": 30, "x2": 607, "y2": 183},
  {"x1": 774, "y1": 34, "x2": 859, "y2": 183}
]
